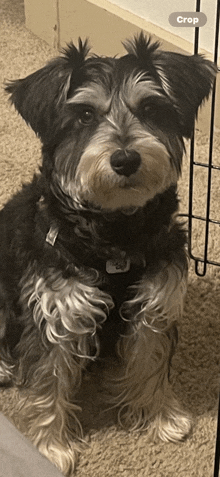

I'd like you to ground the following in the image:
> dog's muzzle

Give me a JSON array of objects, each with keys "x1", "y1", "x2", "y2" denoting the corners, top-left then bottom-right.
[{"x1": 110, "y1": 149, "x2": 141, "y2": 177}]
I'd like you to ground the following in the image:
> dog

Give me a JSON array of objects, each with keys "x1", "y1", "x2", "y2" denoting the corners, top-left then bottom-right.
[{"x1": 0, "y1": 33, "x2": 216, "y2": 475}]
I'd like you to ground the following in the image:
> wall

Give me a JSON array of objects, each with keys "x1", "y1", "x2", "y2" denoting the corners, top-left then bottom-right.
[{"x1": 107, "y1": 0, "x2": 218, "y2": 54}]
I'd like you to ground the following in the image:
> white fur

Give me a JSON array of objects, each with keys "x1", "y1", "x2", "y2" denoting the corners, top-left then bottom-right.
[
  {"x1": 120, "y1": 262, "x2": 187, "y2": 332},
  {"x1": 22, "y1": 267, "x2": 114, "y2": 358}
]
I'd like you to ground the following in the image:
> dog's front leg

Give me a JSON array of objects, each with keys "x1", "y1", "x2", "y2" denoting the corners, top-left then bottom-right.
[
  {"x1": 13, "y1": 267, "x2": 114, "y2": 475},
  {"x1": 116, "y1": 262, "x2": 192, "y2": 441},
  {"x1": 14, "y1": 341, "x2": 84, "y2": 476}
]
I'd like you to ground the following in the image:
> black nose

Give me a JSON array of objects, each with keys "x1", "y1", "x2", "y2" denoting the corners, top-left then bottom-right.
[{"x1": 110, "y1": 149, "x2": 141, "y2": 177}]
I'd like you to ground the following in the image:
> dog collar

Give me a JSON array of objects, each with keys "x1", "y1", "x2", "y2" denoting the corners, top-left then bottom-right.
[
  {"x1": 44, "y1": 221, "x2": 131, "y2": 273},
  {"x1": 38, "y1": 197, "x2": 145, "y2": 275},
  {"x1": 45, "y1": 225, "x2": 133, "y2": 275}
]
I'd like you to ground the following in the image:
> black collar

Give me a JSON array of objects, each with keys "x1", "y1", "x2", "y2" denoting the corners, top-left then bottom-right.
[{"x1": 36, "y1": 196, "x2": 147, "y2": 275}]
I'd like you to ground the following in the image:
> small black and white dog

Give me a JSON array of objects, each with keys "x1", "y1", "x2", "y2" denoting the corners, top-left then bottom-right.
[{"x1": 0, "y1": 33, "x2": 216, "y2": 474}]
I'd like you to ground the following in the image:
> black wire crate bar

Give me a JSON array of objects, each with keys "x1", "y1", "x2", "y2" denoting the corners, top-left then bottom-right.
[
  {"x1": 186, "y1": 0, "x2": 220, "y2": 277},
  {"x1": 187, "y1": 3, "x2": 220, "y2": 477}
]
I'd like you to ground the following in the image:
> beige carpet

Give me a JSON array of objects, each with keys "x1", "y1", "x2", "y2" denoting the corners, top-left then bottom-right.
[{"x1": 0, "y1": 1, "x2": 220, "y2": 475}]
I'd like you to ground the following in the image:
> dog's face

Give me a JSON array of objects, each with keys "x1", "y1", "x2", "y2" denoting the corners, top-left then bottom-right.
[{"x1": 6, "y1": 34, "x2": 216, "y2": 212}]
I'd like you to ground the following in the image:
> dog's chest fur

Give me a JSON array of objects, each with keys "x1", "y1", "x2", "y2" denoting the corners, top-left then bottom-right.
[{"x1": 0, "y1": 176, "x2": 186, "y2": 357}]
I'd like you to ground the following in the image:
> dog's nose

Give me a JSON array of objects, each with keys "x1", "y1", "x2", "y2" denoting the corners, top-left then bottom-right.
[{"x1": 110, "y1": 149, "x2": 141, "y2": 177}]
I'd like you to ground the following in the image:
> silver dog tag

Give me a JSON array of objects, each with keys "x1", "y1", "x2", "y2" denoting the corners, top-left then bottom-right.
[
  {"x1": 46, "y1": 224, "x2": 59, "y2": 246},
  {"x1": 106, "y1": 257, "x2": 131, "y2": 274}
]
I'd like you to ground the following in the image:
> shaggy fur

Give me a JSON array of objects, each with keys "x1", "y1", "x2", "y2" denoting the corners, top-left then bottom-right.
[{"x1": 0, "y1": 33, "x2": 216, "y2": 475}]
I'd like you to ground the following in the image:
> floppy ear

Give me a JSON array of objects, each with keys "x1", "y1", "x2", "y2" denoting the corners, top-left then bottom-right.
[
  {"x1": 5, "y1": 39, "x2": 89, "y2": 141},
  {"x1": 154, "y1": 51, "x2": 217, "y2": 138},
  {"x1": 124, "y1": 33, "x2": 217, "y2": 138}
]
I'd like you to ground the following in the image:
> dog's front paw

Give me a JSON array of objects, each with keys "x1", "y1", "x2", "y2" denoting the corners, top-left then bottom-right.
[
  {"x1": 148, "y1": 397, "x2": 192, "y2": 443},
  {"x1": 117, "y1": 392, "x2": 192, "y2": 443},
  {"x1": 38, "y1": 439, "x2": 82, "y2": 476}
]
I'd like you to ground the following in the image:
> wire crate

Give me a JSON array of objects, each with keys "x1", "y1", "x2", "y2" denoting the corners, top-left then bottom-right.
[
  {"x1": 188, "y1": 3, "x2": 220, "y2": 476},
  {"x1": 185, "y1": 0, "x2": 220, "y2": 277}
]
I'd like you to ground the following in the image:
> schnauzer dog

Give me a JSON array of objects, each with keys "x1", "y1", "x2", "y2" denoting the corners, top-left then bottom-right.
[{"x1": 0, "y1": 33, "x2": 216, "y2": 475}]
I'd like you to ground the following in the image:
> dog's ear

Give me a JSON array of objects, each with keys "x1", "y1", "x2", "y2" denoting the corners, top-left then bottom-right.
[
  {"x1": 125, "y1": 33, "x2": 217, "y2": 138},
  {"x1": 154, "y1": 51, "x2": 217, "y2": 137},
  {"x1": 5, "y1": 39, "x2": 90, "y2": 141}
]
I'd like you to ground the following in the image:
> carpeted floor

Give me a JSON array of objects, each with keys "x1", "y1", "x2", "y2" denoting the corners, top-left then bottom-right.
[{"x1": 0, "y1": 1, "x2": 220, "y2": 476}]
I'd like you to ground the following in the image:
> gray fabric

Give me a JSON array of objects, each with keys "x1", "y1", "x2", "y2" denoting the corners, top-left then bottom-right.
[{"x1": 0, "y1": 413, "x2": 63, "y2": 477}]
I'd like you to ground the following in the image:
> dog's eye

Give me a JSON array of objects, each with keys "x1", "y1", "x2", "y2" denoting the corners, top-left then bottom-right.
[
  {"x1": 141, "y1": 101, "x2": 164, "y2": 121},
  {"x1": 78, "y1": 108, "x2": 96, "y2": 126},
  {"x1": 140, "y1": 99, "x2": 178, "y2": 128}
]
